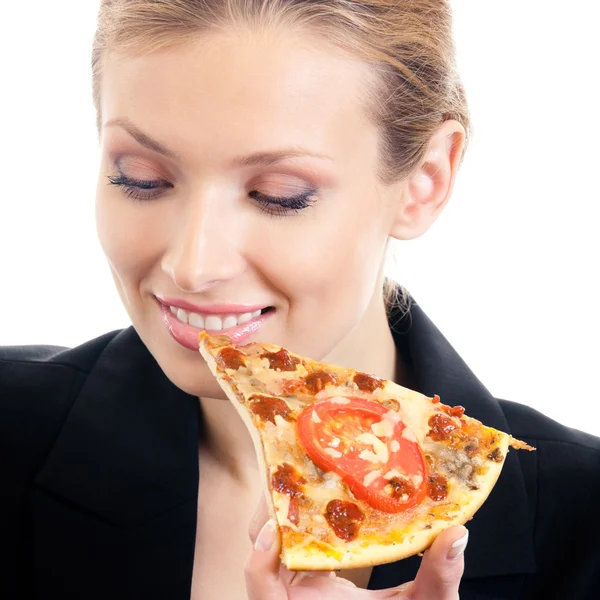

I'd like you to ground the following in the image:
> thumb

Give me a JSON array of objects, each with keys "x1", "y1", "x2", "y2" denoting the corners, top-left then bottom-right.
[
  {"x1": 245, "y1": 519, "x2": 288, "y2": 600},
  {"x1": 411, "y1": 526, "x2": 468, "y2": 599}
]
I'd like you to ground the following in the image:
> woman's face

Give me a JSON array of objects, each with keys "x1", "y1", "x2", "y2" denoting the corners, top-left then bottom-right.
[{"x1": 96, "y1": 29, "x2": 404, "y2": 397}]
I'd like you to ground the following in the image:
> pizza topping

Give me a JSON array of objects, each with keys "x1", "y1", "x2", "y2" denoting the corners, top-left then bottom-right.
[
  {"x1": 443, "y1": 405, "x2": 466, "y2": 418},
  {"x1": 272, "y1": 463, "x2": 306, "y2": 498},
  {"x1": 385, "y1": 476, "x2": 416, "y2": 502},
  {"x1": 305, "y1": 371, "x2": 337, "y2": 394},
  {"x1": 383, "y1": 468, "x2": 403, "y2": 480},
  {"x1": 297, "y1": 397, "x2": 427, "y2": 513},
  {"x1": 311, "y1": 410, "x2": 322, "y2": 423},
  {"x1": 325, "y1": 499, "x2": 364, "y2": 542},
  {"x1": 249, "y1": 395, "x2": 293, "y2": 425},
  {"x1": 432, "y1": 395, "x2": 441, "y2": 404},
  {"x1": 324, "y1": 448, "x2": 343, "y2": 458},
  {"x1": 281, "y1": 378, "x2": 304, "y2": 395},
  {"x1": 287, "y1": 497, "x2": 301, "y2": 525},
  {"x1": 428, "y1": 473, "x2": 449, "y2": 501},
  {"x1": 464, "y1": 440, "x2": 480, "y2": 457},
  {"x1": 356, "y1": 433, "x2": 389, "y2": 463},
  {"x1": 362, "y1": 469, "x2": 383, "y2": 487},
  {"x1": 411, "y1": 474, "x2": 424, "y2": 487},
  {"x1": 329, "y1": 397, "x2": 350, "y2": 404},
  {"x1": 262, "y1": 349, "x2": 300, "y2": 371},
  {"x1": 382, "y1": 398, "x2": 401, "y2": 412},
  {"x1": 217, "y1": 347, "x2": 247, "y2": 370},
  {"x1": 371, "y1": 419, "x2": 394, "y2": 438},
  {"x1": 354, "y1": 372, "x2": 385, "y2": 393},
  {"x1": 487, "y1": 447, "x2": 504, "y2": 463},
  {"x1": 401, "y1": 428, "x2": 418, "y2": 442},
  {"x1": 428, "y1": 413, "x2": 458, "y2": 441}
]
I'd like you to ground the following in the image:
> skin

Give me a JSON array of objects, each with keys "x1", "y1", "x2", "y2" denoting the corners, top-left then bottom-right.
[{"x1": 96, "y1": 25, "x2": 466, "y2": 598}]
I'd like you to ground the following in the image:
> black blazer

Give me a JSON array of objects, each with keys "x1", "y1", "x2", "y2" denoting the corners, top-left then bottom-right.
[{"x1": 1, "y1": 301, "x2": 599, "y2": 599}]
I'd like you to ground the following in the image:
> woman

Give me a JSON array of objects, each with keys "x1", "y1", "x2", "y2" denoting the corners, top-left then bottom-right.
[{"x1": 1, "y1": 1, "x2": 599, "y2": 599}]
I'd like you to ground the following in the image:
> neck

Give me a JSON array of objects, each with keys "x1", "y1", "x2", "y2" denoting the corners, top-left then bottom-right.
[{"x1": 198, "y1": 287, "x2": 413, "y2": 488}]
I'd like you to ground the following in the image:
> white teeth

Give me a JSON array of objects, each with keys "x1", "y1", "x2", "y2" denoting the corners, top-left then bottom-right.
[
  {"x1": 188, "y1": 313, "x2": 204, "y2": 329},
  {"x1": 204, "y1": 315, "x2": 223, "y2": 331},
  {"x1": 169, "y1": 306, "x2": 269, "y2": 330},
  {"x1": 222, "y1": 315, "x2": 238, "y2": 329},
  {"x1": 237, "y1": 312, "x2": 253, "y2": 325}
]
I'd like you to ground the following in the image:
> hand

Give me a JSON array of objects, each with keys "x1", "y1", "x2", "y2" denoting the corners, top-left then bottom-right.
[{"x1": 245, "y1": 495, "x2": 468, "y2": 599}]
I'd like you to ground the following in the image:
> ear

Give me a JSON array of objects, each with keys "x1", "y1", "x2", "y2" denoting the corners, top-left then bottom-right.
[{"x1": 389, "y1": 120, "x2": 466, "y2": 241}]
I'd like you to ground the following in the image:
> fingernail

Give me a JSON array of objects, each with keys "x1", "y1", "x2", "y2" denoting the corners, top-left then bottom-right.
[
  {"x1": 447, "y1": 529, "x2": 469, "y2": 560},
  {"x1": 254, "y1": 519, "x2": 277, "y2": 552}
]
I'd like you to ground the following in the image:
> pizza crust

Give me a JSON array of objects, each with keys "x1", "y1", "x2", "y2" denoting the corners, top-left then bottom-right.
[{"x1": 199, "y1": 342, "x2": 281, "y2": 525}]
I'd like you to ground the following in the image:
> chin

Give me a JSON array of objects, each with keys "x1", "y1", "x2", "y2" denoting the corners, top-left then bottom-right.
[{"x1": 161, "y1": 349, "x2": 228, "y2": 400}]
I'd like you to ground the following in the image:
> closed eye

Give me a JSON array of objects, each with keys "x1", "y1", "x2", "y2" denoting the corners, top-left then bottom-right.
[{"x1": 108, "y1": 174, "x2": 317, "y2": 216}]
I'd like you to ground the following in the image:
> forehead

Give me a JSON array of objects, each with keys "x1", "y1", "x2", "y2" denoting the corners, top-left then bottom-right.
[{"x1": 100, "y1": 29, "x2": 379, "y2": 166}]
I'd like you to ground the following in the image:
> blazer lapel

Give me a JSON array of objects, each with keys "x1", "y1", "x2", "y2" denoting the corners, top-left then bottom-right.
[{"x1": 33, "y1": 327, "x2": 200, "y2": 599}]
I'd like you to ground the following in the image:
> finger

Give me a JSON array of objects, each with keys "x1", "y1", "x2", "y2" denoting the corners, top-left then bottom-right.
[
  {"x1": 248, "y1": 494, "x2": 269, "y2": 545},
  {"x1": 411, "y1": 525, "x2": 468, "y2": 599},
  {"x1": 246, "y1": 519, "x2": 287, "y2": 600}
]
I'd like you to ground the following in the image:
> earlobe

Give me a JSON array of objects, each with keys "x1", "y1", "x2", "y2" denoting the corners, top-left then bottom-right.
[{"x1": 389, "y1": 120, "x2": 465, "y2": 241}]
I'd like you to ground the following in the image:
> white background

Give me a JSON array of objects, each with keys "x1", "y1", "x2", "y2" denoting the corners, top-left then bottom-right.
[{"x1": 1, "y1": 2, "x2": 598, "y2": 435}]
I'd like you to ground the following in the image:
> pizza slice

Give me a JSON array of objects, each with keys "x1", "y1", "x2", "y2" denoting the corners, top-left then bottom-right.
[{"x1": 198, "y1": 332, "x2": 534, "y2": 571}]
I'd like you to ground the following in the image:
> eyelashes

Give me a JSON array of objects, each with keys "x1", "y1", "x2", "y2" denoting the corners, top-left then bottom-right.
[
  {"x1": 248, "y1": 189, "x2": 316, "y2": 216},
  {"x1": 107, "y1": 174, "x2": 171, "y2": 200},
  {"x1": 107, "y1": 173, "x2": 317, "y2": 216}
]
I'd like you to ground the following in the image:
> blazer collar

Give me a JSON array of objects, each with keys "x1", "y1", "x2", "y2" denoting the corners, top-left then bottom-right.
[
  {"x1": 387, "y1": 298, "x2": 537, "y2": 580},
  {"x1": 35, "y1": 327, "x2": 201, "y2": 526}
]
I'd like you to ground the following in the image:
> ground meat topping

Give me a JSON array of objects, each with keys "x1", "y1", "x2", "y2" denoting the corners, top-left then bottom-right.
[
  {"x1": 428, "y1": 473, "x2": 449, "y2": 501},
  {"x1": 487, "y1": 447, "x2": 504, "y2": 463},
  {"x1": 249, "y1": 395, "x2": 293, "y2": 424},
  {"x1": 262, "y1": 349, "x2": 300, "y2": 371},
  {"x1": 354, "y1": 372, "x2": 384, "y2": 393},
  {"x1": 304, "y1": 371, "x2": 337, "y2": 394},
  {"x1": 325, "y1": 499, "x2": 365, "y2": 542},
  {"x1": 464, "y1": 440, "x2": 480, "y2": 457},
  {"x1": 217, "y1": 347, "x2": 247, "y2": 370}
]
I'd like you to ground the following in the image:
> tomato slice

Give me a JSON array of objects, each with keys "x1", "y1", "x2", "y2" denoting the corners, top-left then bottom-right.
[{"x1": 297, "y1": 397, "x2": 427, "y2": 513}]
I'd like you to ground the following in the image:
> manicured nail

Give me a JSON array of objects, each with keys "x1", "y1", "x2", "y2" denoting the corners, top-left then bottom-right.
[
  {"x1": 447, "y1": 529, "x2": 469, "y2": 560},
  {"x1": 254, "y1": 519, "x2": 277, "y2": 552}
]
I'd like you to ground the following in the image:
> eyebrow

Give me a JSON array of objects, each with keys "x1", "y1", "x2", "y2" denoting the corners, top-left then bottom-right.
[
  {"x1": 104, "y1": 118, "x2": 180, "y2": 160},
  {"x1": 103, "y1": 117, "x2": 331, "y2": 166}
]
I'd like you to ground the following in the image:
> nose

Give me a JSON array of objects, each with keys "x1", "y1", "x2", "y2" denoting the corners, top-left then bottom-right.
[{"x1": 161, "y1": 193, "x2": 246, "y2": 293}]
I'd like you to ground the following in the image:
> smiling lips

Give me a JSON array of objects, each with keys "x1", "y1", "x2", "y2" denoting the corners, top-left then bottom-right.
[{"x1": 156, "y1": 296, "x2": 273, "y2": 349}]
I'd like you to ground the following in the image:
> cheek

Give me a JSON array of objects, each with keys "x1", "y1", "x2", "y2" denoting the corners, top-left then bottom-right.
[
  {"x1": 249, "y1": 198, "x2": 387, "y2": 310},
  {"x1": 95, "y1": 193, "x2": 168, "y2": 289}
]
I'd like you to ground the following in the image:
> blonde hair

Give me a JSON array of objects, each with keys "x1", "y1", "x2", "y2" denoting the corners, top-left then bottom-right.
[{"x1": 92, "y1": 0, "x2": 471, "y2": 307}]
